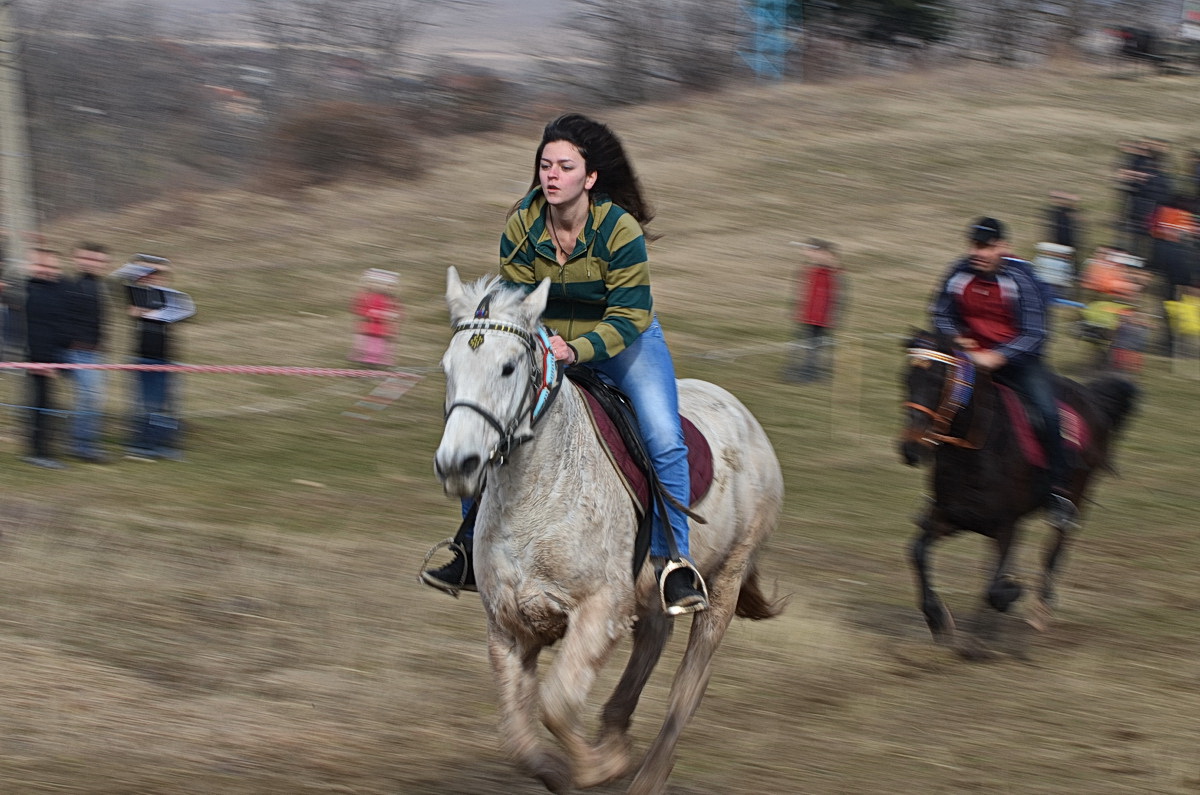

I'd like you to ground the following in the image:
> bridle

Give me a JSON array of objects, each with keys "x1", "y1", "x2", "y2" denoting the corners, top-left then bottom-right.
[
  {"x1": 443, "y1": 295, "x2": 561, "y2": 467},
  {"x1": 902, "y1": 346, "x2": 986, "y2": 450}
]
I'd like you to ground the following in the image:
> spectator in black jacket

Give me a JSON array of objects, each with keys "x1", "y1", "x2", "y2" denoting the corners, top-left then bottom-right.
[
  {"x1": 1045, "y1": 191, "x2": 1082, "y2": 285},
  {"x1": 124, "y1": 259, "x2": 185, "y2": 460},
  {"x1": 23, "y1": 248, "x2": 69, "y2": 469},
  {"x1": 63, "y1": 242, "x2": 111, "y2": 462}
]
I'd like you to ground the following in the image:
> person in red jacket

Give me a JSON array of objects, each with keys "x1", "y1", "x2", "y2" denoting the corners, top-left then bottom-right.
[
  {"x1": 350, "y1": 269, "x2": 402, "y2": 367},
  {"x1": 782, "y1": 239, "x2": 845, "y2": 383}
]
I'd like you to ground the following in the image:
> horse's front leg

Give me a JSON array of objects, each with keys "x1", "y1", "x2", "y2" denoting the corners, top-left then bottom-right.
[
  {"x1": 909, "y1": 508, "x2": 957, "y2": 642},
  {"x1": 486, "y1": 626, "x2": 570, "y2": 794},
  {"x1": 540, "y1": 594, "x2": 624, "y2": 789},
  {"x1": 985, "y1": 523, "x2": 1023, "y2": 614}
]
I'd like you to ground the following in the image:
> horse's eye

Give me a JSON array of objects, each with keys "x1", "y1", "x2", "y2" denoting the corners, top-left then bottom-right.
[{"x1": 501, "y1": 361, "x2": 516, "y2": 377}]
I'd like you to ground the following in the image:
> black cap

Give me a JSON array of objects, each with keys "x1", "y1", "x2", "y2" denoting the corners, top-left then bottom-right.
[{"x1": 968, "y1": 217, "x2": 1006, "y2": 245}]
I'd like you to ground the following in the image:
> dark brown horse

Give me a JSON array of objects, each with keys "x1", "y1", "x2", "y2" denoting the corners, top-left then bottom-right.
[{"x1": 899, "y1": 331, "x2": 1138, "y2": 647}]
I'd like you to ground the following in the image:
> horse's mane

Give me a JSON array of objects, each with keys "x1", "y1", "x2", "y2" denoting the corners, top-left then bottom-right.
[{"x1": 458, "y1": 274, "x2": 534, "y2": 327}]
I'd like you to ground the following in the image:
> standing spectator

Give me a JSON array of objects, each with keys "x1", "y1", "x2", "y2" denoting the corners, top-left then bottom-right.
[
  {"x1": 62, "y1": 243, "x2": 111, "y2": 462},
  {"x1": 1114, "y1": 138, "x2": 1150, "y2": 249},
  {"x1": 22, "y1": 248, "x2": 69, "y2": 469},
  {"x1": 1044, "y1": 191, "x2": 1082, "y2": 282},
  {"x1": 781, "y1": 239, "x2": 845, "y2": 384},
  {"x1": 1132, "y1": 152, "x2": 1172, "y2": 260},
  {"x1": 123, "y1": 257, "x2": 189, "y2": 461},
  {"x1": 1045, "y1": 191, "x2": 1081, "y2": 252},
  {"x1": 350, "y1": 268, "x2": 402, "y2": 367},
  {"x1": 1148, "y1": 194, "x2": 1197, "y2": 354},
  {"x1": 1114, "y1": 138, "x2": 1171, "y2": 258},
  {"x1": 1, "y1": 231, "x2": 22, "y2": 362}
]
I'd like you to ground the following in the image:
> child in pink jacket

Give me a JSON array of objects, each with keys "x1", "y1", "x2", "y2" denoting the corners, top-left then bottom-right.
[{"x1": 351, "y1": 269, "x2": 402, "y2": 367}]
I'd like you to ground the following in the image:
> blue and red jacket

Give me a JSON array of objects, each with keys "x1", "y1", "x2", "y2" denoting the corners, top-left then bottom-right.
[{"x1": 930, "y1": 255, "x2": 1048, "y2": 365}]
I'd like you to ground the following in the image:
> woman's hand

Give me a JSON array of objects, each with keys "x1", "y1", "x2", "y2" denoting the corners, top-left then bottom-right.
[{"x1": 548, "y1": 334, "x2": 577, "y2": 365}]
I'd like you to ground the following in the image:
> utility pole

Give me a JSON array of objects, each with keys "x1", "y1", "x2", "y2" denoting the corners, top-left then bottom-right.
[{"x1": 1, "y1": 0, "x2": 37, "y2": 288}]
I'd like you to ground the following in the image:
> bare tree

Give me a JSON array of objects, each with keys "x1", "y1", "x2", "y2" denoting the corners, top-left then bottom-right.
[
  {"x1": 243, "y1": 0, "x2": 436, "y2": 113},
  {"x1": 948, "y1": 0, "x2": 1190, "y2": 62},
  {"x1": 573, "y1": 0, "x2": 742, "y2": 104}
]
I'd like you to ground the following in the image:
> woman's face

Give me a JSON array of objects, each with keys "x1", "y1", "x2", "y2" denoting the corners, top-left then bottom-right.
[{"x1": 539, "y1": 140, "x2": 596, "y2": 208}]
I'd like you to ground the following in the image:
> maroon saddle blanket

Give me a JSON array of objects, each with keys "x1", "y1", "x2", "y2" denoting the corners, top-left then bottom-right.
[
  {"x1": 996, "y1": 384, "x2": 1089, "y2": 469},
  {"x1": 578, "y1": 388, "x2": 714, "y2": 515}
]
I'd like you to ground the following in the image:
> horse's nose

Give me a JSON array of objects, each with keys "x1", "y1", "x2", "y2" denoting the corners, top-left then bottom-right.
[
  {"x1": 435, "y1": 452, "x2": 482, "y2": 482},
  {"x1": 457, "y1": 454, "x2": 481, "y2": 478}
]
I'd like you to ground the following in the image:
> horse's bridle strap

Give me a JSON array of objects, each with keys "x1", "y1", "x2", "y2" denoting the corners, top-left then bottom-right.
[
  {"x1": 904, "y1": 346, "x2": 984, "y2": 450},
  {"x1": 447, "y1": 313, "x2": 559, "y2": 466},
  {"x1": 453, "y1": 319, "x2": 533, "y2": 344}
]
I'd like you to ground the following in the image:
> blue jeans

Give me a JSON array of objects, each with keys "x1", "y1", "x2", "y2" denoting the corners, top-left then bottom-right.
[
  {"x1": 457, "y1": 317, "x2": 692, "y2": 559},
  {"x1": 782, "y1": 324, "x2": 833, "y2": 382},
  {"x1": 129, "y1": 357, "x2": 179, "y2": 454},
  {"x1": 64, "y1": 349, "x2": 106, "y2": 457}
]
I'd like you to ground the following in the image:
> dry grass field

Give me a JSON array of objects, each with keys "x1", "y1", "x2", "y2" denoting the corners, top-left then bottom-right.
[{"x1": 2, "y1": 60, "x2": 1199, "y2": 793}]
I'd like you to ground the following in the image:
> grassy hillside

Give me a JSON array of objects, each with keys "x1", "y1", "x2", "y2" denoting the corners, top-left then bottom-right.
[{"x1": 2, "y1": 60, "x2": 1198, "y2": 793}]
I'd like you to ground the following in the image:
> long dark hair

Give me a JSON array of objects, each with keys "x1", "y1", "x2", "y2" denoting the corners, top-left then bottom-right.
[{"x1": 527, "y1": 113, "x2": 655, "y2": 228}]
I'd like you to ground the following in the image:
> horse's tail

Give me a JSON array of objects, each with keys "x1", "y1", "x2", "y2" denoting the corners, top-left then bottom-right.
[
  {"x1": 1079, "y1": 374, "x2": 1139, "y2": 473},
  {"x1": 735, "y1": 564, "x2": 789, "y2": 620},
  {"x1": 1085, "y1": 374, "x2": 1140, "y2": 434}
]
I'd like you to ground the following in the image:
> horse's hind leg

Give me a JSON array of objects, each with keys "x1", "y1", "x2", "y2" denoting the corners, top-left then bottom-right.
[
  {"x1": 1030, "y1": 523, "x2": 1072, "y2": 631},
  {"x1": 540, "y1": 595, "x2": 624, "y2": 789},
  {"x1": 628, "y1": 579, "x2": 738, "y2": 795},
  {"x1": 595, "y1": 607, "x2": 672, "y2": 781},
  {"x1": 487, "y1": 628, "x2": 569, "y2": 794}
]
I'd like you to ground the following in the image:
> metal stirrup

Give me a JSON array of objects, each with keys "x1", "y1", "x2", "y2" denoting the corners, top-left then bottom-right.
[
  {"x1": 658, "y1": 558, "x2": 709, "y2": 616},
  {"x1": 419, "y1": 537, "x2": 470, "y2": 598}
]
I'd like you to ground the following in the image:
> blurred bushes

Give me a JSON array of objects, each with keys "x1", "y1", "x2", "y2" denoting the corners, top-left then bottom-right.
[
  {"x1": 420, "y1": 64, "x2": 514, "y2": 135},
  {"x1": 258, "y1": 101, "x2": 424, "y2": 193}
]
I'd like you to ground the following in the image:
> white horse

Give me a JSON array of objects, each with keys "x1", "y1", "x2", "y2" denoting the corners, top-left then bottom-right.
[{"x1": 434, "y1": 267, "x2": 784, "y2": 794}]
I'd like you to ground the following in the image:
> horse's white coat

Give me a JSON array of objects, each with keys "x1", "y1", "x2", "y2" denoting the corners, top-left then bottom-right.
[{"x1": 435, "y1": 267, "x2": 783, "y2": 794}]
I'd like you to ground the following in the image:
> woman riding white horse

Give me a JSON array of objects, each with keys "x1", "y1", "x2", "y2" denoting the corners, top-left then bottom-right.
[{"x1": 422, "y1": 113, "x2": 707, "y2": 614}]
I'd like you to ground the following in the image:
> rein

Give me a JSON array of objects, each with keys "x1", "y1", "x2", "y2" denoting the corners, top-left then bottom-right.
[
  {"x1": 444, "y1": 296, "x2": 562, "y2": 467},
  {"x1": 903, "y1": 347, "x2": 988, "y2": 450}
]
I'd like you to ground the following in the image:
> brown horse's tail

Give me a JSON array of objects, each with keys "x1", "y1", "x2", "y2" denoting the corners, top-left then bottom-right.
[{"x1": 735, "y1": 564, "x2": 789, "y2": 620}]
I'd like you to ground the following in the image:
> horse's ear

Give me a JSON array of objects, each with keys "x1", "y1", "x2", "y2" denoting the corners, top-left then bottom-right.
[
  {"x1": 446, "y1": 266, "x2": 471, "y2": 325},
  {"x1": 520, "y1": 277, "x2": 551, "y2": 325}
]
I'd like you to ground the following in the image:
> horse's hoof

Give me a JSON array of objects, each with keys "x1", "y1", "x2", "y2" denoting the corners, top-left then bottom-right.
[
  {"x1": 986, "y1": 575, "x2": 1024, "y2": 613},
  {"x1": 533, "y1": 751, "x2": 572, "y2": 794},
  {"x1": 925, "y1": 602, "x2": 957, "y2": 642},
  {"x1": 575, "y1": 733, "x2": 634, "y2": 788},
  {"x1": 1026, "y1": 598, "x2": 1054, "y2": 632}
]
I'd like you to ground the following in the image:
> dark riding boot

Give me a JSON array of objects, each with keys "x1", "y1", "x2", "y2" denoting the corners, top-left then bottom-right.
[
  {"x1": 656, "y1": 559, "x2": 709, "y2": 617},
  {"x1": 420, "y1": 539, "x2": 476, "y2": 595},
  {"x1": 1046, "y1": 489, "x2": 1079, "y2": 532}
]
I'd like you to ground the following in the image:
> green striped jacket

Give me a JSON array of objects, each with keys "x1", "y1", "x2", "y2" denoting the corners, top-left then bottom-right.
[{"x1": 500, "y1": 187, "x2": 653, "y2": 363}]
